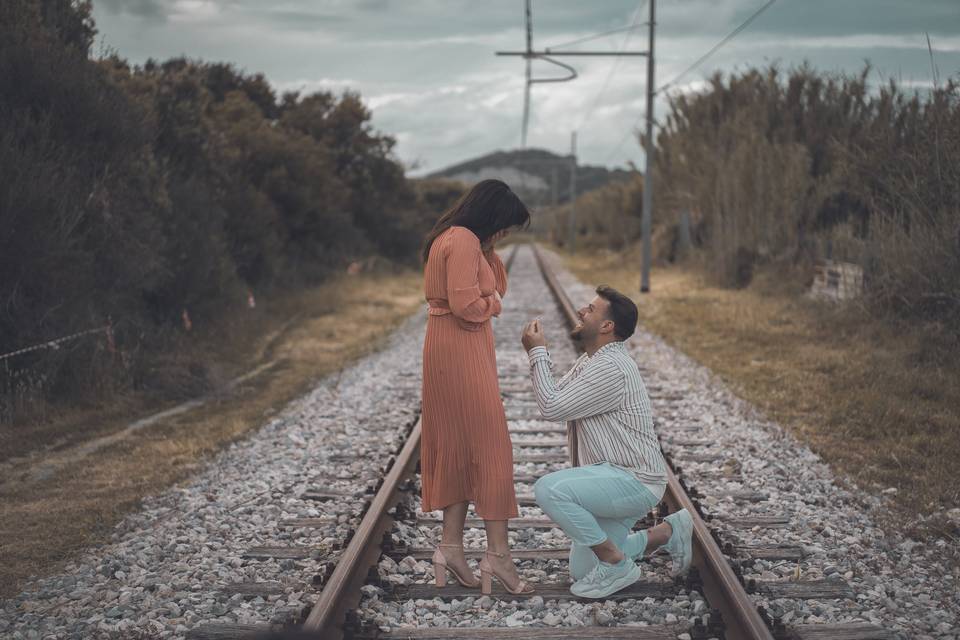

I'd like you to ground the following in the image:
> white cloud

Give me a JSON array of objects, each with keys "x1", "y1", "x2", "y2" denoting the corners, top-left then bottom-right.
[
  {"x1": 90, "y1": 0, "x2": 960, "y2": 173},
  {"x1": 751, "y1": 33, "x2": 960, "y2": 54},
  {"x1": 168, "y1": 0, "x2": 220, "y2": 23},
  {"x1": 274, "y1": 77, "x2": 362, "y2": 96}
]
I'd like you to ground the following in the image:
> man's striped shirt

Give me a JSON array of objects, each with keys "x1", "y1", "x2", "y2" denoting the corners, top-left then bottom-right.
[{"x1": 527, "y1": 341, "x2": 667, "y2": 494}]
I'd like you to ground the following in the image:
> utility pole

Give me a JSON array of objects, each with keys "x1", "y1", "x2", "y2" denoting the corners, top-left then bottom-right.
[
  {"x1": 551, "y1": 166, "x2": 558, "y2": 206},
  {"x1": 640, "y1": 0, "x2": 656, "y2": 293},
  {"x1": 521, "y1": 0, "x2": 533, "y2": 146},
  {"x1": 497, "y1": 1, "x2": 648, "y2": 148},
  {"x1": 568, "y1": 131, "x2": 577, "y2": 254},
  {"x1": 496, "y1": 1, "x2": 654, "y2": 266}
]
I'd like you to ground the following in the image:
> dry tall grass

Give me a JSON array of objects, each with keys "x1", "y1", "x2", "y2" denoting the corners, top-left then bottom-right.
[{"x1": 549, "y1": 65, "x2": 960, "y2": 324}]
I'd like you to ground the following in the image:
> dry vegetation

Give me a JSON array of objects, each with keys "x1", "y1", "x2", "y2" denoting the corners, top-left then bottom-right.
[
  {"x1": 549, "y1": 65, "x2": 960, "y2": 324},
  {"x1": 0, "y1": 269, "x2": 423, "y2": 599},
  {"x1": 564, "y1": 246, "x2": 960, "y2": 538}
]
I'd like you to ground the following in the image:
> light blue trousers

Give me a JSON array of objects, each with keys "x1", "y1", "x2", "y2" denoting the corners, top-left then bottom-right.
[{"x1": 534, "y1": 463, "x2": 661, "y2": 580}]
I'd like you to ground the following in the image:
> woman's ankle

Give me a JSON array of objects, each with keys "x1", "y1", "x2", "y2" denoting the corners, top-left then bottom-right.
[
  {"x1": 485, "y1": 546, "x2": 511, "y2": 559},
  {"x1": 440, "y1": 533, "x2": 464, "y2": 546}
]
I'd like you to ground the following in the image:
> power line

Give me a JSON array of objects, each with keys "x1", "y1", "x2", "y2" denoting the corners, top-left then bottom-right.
[
  {"x1": 656, "y1": 0, "x2": 776, "y2": 95},
  {"x1": 577, "y1": 0, "x2": 648, "y2": 132},
  {"x1": 543, "y1": 20, "x2": 648, "y2": 53},
  {"x1": 497, "y1": 4, "x2": 649, "y2": 149},
  {"x1": 603, "y1": 0, "x2": 777, "y2": 164}
]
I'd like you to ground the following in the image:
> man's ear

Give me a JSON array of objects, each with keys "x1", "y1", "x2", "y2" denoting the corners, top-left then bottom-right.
[{"x1": 599, "y1": 318, "x2": 615, "y2": 335}]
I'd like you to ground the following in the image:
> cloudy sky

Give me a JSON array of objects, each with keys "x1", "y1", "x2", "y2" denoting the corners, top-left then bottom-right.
[{"x1": 90, "y1": 0, "x2": 960, "y2": 175}]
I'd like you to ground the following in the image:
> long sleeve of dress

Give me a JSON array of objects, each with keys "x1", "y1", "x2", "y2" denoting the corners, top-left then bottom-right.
[
  {"x1": 446, "y1": 228, "x2": 502, "y2": 322},
  {"x1": 484, "y1": 248, "x2": 508, "y2": 297}
]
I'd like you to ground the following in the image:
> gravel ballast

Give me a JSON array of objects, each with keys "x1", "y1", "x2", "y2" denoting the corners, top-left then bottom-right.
[{"x1": 3, "y1": 244, "x2": 957, "y2": 639}]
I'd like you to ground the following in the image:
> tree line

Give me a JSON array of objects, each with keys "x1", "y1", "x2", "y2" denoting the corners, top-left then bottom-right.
[{"x1": 0, "y1": 1, "x2": 459, "y2": 421}]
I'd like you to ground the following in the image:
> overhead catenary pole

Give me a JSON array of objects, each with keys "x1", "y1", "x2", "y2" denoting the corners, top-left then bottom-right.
[
  {"x1": 497, "y1": 3, "x2": 648, "y2": 150},
  {"x1": 568, "y1": 131, "x2": 577, "y2": 254},
  {"x1": 521, "y1": 0, "x2": 533, "y2": 146},
  {"x1": 495, "y1": 2, "x2": 652, "y2": 257},
  {"x1": 640, "y1": 0, "x2": 656, "y2": 293},
  {"x1": 551, "y1": 165, "x2": 558, "y2": 206}
]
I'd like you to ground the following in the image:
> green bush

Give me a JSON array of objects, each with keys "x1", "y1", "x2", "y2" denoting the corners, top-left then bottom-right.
[{"x1": 0, "y1": 1, "x2": 436, "y2": 421}]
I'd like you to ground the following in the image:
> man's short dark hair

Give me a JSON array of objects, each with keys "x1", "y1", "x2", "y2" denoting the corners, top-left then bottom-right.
[{"x1": 596, "y1": 285, "x2": 638, "y2": 341}]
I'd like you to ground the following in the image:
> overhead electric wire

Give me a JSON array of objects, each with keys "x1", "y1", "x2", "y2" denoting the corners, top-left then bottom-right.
[
  {"x1": 544, "y1": 20, "x2": 649, "y2": 53},
  {"x1": 655, "y1": 0, "x2": 776, "y2": 95},
  {"x1": 603, "y1": 0, "x2": 778, "y2": 164},
  {"x1": 576, "y1": 0, "x2": 648, "y2": 132}
]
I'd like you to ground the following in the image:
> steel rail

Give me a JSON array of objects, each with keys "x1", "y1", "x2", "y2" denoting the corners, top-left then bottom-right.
[
  {"x1": 303, "y1": 244, "x2": 521, "y2": 638},
  {"x1": 531, "y1": 243, "x2": 773, "y2": 640},
  {"x1": 302, "y1": 419, "x2": 421, "y2": 638}
]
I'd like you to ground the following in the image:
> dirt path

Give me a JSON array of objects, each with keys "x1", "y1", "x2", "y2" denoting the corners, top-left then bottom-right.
[{"x1": 0, "y1": 270, "x2": 424, "y2": 599}]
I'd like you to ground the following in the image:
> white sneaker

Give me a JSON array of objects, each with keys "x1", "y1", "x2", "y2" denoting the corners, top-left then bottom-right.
[
  {"x1": 664, "y1": 509, "x2": 693, "y2": 576},
  {"x1": 570, "y1": 558, "x2": 641, "y2": 599}
]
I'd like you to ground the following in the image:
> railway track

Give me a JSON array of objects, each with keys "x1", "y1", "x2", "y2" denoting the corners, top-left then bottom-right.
[{"x1": 188, "y1": 243, "x2": 896, "y2": 640}]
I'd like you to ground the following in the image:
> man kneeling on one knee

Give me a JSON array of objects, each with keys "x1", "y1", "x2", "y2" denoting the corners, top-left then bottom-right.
[{"x1": 521, "y1": 285, "x2": 693, "y2": 599}]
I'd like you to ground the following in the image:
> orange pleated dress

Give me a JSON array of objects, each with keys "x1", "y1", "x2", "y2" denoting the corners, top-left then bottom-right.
[{"x1": 420, "y1": 226, "x2": 518, "y2": 520}]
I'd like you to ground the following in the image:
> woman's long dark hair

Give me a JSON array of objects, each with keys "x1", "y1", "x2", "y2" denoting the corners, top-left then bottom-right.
[{"x1": 421, "y1": 179, "x2": 531, "y2": 264}]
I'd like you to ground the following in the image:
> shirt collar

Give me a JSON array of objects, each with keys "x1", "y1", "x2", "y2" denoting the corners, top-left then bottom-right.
[{"x1": 588, "y1": 341, "x2": 625, "y2": 359}]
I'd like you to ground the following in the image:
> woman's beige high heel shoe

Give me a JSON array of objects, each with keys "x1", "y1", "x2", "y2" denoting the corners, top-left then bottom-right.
[
  {"x1": 479, "y1": 550, "x2": 535, "y2": 595},
  {"x1": 432, "y1": 544, "x2": 480, "y2": 587}
]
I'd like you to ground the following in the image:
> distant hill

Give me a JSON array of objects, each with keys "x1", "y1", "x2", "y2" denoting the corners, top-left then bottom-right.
[{"x1": 427, "y1": 148, "x2": 633, "y2": 208}]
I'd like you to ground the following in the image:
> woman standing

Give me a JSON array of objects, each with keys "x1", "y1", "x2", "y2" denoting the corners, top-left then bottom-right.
[{"x1": 420, "y1": 179, "x2": 533, "y2": 595}]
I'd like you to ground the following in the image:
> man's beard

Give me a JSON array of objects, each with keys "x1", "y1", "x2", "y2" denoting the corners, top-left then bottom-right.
[{"x1": 569, "y1": 324, "x2": 584, "y2": 341}]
